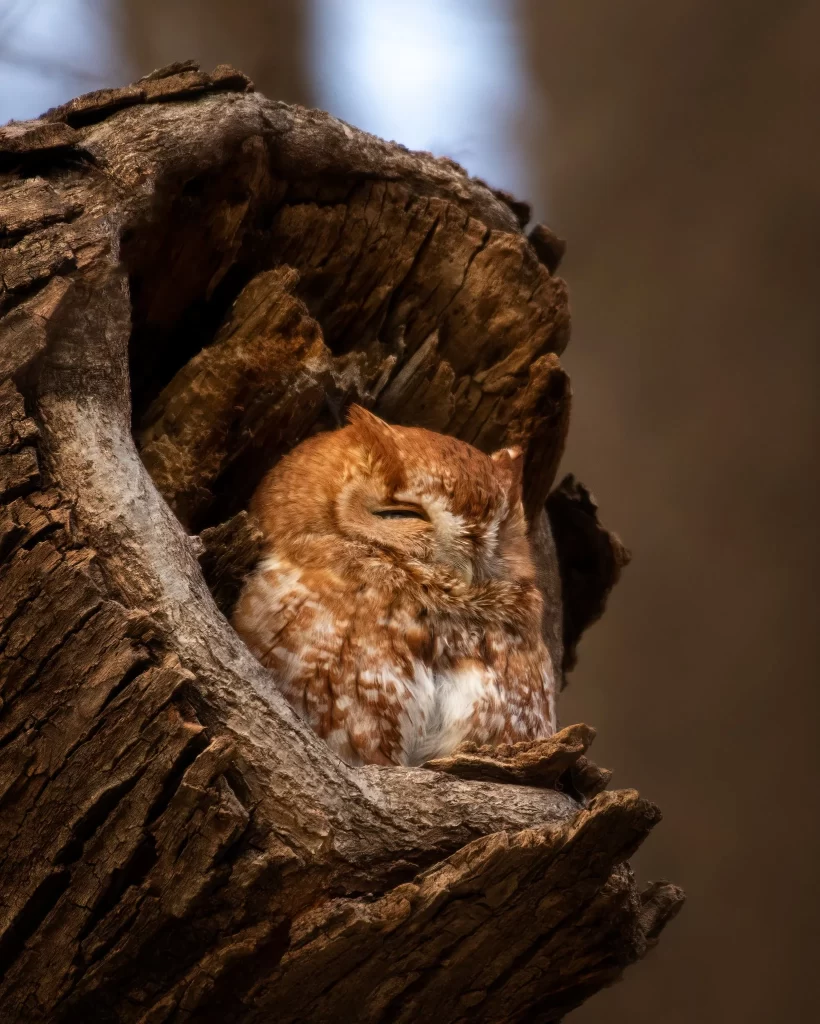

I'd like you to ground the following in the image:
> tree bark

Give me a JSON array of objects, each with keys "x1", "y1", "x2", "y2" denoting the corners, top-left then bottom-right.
[{"x1": 0, "y1": 63, "x2": 682, "y2": 1023}]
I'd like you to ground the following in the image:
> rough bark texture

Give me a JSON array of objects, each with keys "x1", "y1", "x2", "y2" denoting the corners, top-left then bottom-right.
[{"x1": 0, "y1": 64, "x2": 682, "y2": 1023}]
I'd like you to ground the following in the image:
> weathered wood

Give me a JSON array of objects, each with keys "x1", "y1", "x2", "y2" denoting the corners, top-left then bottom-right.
[
  {"x1": 422, "y1": 723, "x2": 601, "y2": 792},
  {"x1": 0, "y1": 65, "x2": 682, "y2": 1023},
  {"x1": 139, "y1": 265, "x2": 341, "y2": 528},
  {"x1": 547, "y1": 475, "x2": 632, "y2": 675},
  {"x1": 528, "y1": 223, "x2": 567, "y2": 275},
  {"x1": 198, "y1": 512, "x2": 263, "y2": 617},
  {"x1": 0, "y1": 120, "x2": 79, "y2": 155}
]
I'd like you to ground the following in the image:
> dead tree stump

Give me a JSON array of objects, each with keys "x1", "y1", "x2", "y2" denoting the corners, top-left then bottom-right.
[{"x1": 0, "y1": 62, "x2": 682, "y2": 1023}]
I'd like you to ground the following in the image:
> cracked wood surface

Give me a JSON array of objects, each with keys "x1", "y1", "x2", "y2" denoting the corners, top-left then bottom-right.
[{"x1": 0, "y1": 65, "x2": 682, "y2": 1023}]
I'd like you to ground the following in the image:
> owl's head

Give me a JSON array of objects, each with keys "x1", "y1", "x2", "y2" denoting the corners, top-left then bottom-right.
[{"x1": 252, "y1": 406, "x2": 534, "y2": 584}]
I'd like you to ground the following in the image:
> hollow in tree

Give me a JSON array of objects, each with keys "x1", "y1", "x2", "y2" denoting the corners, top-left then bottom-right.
[{"x1": 0, "y1": 62, "x2": 683, "y2": 1023}]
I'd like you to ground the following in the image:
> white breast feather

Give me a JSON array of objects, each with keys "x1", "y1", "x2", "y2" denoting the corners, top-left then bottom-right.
[{"x1": 403, "y1": 662, "x2": 493, "y2": 766}]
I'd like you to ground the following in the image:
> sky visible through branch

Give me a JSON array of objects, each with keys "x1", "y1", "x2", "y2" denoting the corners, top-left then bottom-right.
[
  {"x1": 0, "y1": 0, "x2": 116, "y2": 123},
  {"x1": 0, "y1": 0, "x2": 533, "y2": 206},
  {"x1": 309, "y1": 0, "x2": 531, "y2": 200}
]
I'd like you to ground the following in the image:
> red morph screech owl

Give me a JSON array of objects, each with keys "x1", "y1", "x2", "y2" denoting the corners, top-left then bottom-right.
[{"x1": 232, "y1": 406, "x2": 557, "y2": 767}]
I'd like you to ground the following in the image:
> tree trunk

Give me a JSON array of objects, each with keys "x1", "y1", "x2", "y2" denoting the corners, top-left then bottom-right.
[{"x1": 0, "y1": 63, "x2": 683, "y2": 1023}]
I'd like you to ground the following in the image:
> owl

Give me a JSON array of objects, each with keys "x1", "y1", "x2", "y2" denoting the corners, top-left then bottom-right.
[{"x1": 232, "y1": 406, "x2": 557, "y2": 767}]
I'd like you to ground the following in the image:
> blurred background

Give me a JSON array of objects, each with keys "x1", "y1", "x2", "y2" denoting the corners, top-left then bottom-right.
[{"x1": 2, "y1": 1, "x2": 818, "y2": 1020}]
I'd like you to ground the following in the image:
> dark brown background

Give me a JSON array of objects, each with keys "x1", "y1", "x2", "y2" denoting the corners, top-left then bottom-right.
[{"x1": 2, "y1": 1, "x2": 817, "y2": 1020}]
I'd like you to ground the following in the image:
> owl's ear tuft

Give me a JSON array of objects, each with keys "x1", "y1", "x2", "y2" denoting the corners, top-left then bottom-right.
[
  {"x1": 347, "y1": 405, "x2": 403, "y2": 486},
  {"x1": 491, "y1": 446, "x2": 524, "y2": 503},
  {"x1": 347, "y1": 404, "x2": 394, "y2": 435}
]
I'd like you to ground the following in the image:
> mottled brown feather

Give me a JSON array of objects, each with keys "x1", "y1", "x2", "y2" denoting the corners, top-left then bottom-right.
[{"x1": 233, "y1": 407, "x2": 557, "y2": 766}]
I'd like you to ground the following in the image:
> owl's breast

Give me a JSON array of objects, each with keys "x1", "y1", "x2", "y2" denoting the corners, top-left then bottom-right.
[
  {"x1": 233, "y1": 554, "x2": 555, "y2": 767},
  {"x1": 397, "y1": 612, "x2": 556, "y2": 764},
  {"x1": 401, "y1": 659, "x2": 499, "y2": 764}
]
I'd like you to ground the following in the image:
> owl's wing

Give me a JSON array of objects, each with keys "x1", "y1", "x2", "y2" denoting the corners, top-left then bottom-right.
[
  {"x1": 447, "y1": 627, "x2": 557, "y2": 750},
  {"x1": 323, "y1": 629, "x2": 431, "y2": 767}
]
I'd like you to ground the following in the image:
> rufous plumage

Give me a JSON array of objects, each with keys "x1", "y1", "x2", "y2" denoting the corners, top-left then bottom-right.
[{"x1": 232, "y1": 406, "x2": 557, "y2": 766}]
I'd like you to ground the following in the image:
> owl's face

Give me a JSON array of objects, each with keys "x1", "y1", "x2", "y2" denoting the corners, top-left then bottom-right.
[{"x1": 252, "y1": 406, "x2": 534, "y2": 585}]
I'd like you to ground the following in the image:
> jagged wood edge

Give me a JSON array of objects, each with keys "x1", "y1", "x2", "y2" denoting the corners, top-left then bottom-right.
[{"x1": 547, "y1": 474, "x2": 632, "y2": 676}]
